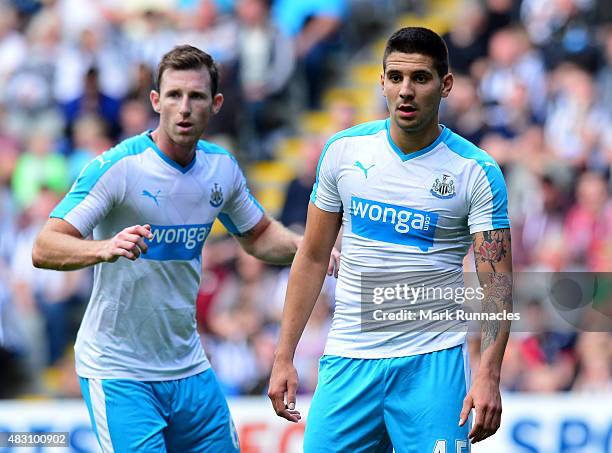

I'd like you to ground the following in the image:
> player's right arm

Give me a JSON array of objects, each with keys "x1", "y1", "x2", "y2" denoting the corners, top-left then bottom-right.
[
  {"x1": 32, "y1": 218, "x2": 153, "y2": 271},
  {"x1": 268, "y1": 202, "x2": 342, "y2": 422}
]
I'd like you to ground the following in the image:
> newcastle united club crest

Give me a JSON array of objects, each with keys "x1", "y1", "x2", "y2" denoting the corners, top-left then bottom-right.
[
  {"x1": 210, "y1": 183, "x2": 224, "y2": 207},
  {"x1": 430, "y1": 174, "x2": 456, "y2": 199}
]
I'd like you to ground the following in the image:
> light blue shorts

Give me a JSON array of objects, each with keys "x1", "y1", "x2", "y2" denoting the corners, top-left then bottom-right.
[
  {"x1": 79, "y1": 368, "x2": 240, "y2": 452},
  {"x1": 304, "y1": 344, "x2": 471, "y2": 453}
]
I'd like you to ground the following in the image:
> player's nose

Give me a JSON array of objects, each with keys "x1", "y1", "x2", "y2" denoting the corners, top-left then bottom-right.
[
  {"x1": 399, "y1": 80, "x2": 415, "y2": 99},
  {"x1": 179, "y1": 96, "x2": 191, "y2": 115}
]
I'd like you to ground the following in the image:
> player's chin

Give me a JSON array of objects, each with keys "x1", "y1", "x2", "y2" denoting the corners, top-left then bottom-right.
[{"x1": 173, "y1": 131, "x2": 199, "y2": 143}]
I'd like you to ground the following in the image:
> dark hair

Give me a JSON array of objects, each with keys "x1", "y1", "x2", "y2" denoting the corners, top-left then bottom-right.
[
  {"x1": 156, "y1": 45, "x2": 219, "y2": 95},
  {"x1": 383, "y1": 27, "x2": 449, "y2": 78}
]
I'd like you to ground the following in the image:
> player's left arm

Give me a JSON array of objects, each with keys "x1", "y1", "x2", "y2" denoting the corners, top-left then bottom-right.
[
  {"x1": 233, "y1": 214, "x2": 339, "y2": 274},
  {"x1": 233, "y1": 214, "x2": 300, "y2": 265},
  {"x1": 460, "y1": 228, "x2": 512, "y2": 444}
]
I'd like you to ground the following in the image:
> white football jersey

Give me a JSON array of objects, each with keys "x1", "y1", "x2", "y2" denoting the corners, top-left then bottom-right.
[
  {"x1": 311, "y1": 119, "x2": 510, "y2": 358},
  {"x1": 51, "y1": 132, "x2": 264, "y2": 380}
]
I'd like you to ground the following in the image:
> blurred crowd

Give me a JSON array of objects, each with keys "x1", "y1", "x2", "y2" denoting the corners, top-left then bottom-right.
[{"x1": 0, "y1": 0, "x2": 610, "y2": 399}]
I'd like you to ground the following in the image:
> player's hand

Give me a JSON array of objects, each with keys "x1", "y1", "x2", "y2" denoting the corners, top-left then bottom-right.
[
  {"x1": 100, "y1": 224, "x2": 153, "y2": 262},
  {"x1": 327, "y1": 247, "x2": 341, "y2": 278},
  {"x1": 268, "y1": 358, "x2": 301, "y2": 423},
  {"x1": 459, "y1": 374, "x2": 502, "y2": 443}
]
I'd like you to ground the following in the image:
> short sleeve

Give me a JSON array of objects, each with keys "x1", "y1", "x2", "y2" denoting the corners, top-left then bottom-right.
[
  {"x1": 50, "y1": 153, "x2": 123, "y2": 237},
  {"x1": 468, "y1": 162, "x2": 511, "y2": 234},
  {"x1": 218, "y1": 162, "x2": 264, "y2": 235},
  {"x1": 310, "y1": 140, "x2": 342, "y2": 213}
]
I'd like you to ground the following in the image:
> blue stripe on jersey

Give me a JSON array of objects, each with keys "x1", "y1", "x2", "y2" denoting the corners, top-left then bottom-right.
[
  {"x1": 200, "y1": 141, "x2": 238, "y2": 163},
  {"x1": 50, "y1": 138, "x2": 147, "y2": 219},
  {"x1": 350, "y1": 196, "x2": 438, "y2": 252},
  {"x1": 386, "y1": 120, "x2": 450, "y2": 161},
  {"x1": 142, "y1": 223, "x2": 212, "y2": 261},
  {"x1": 311, "y1": 120, "x2": 387, "y2": 203},
  {"x1": 218, "y1": 214, "x2": 240, "y2": 234},
  {"x1": 444, "y1": 130, "x2": 510, "y2": 229}
]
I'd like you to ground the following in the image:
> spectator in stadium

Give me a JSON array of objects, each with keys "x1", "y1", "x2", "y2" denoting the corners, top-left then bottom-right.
[
  {"x1": 11, "y1": 189, "x2": 86, "y2": 367},
  {"x1": 280, "y1": 133, "x2": 326, "y2": 231},
  {"x1": 67, "y1": 114, "x2": 113, "y2": 183},
  {"x1": 596, "y1": 26, "x2": 612, "y2": 118},
  {"x1": 442, "y1": 0, "x2": 488, "y2": 75},
  {"x1": 519, "y1": 299, "x2": 577, "y2": 392},
  {"x1": 563, "y1": 171, "x2": 612, "y2": 270},
  {"x1": 0, "y1": 2, "x2": 27, "y2": 91},
  {"x1": 31, "y1": 45, "x2": 338, "y2": 452},
  {"x1": 123, "y1": 9, "x2": 180, "y2": 76},
  {"x1": 2, "y1": 7, "x2": 62, "y2": 141},
  {"x1": 235, "y1": 0, "x2": 295, "y2": 160},
  {"x1": 545, "y1": 63, "x2": 609, "y2": 169},
  {"x1": 117, "y1": 96, "x2": 156, "y2": 142},
  {"x1": 479, "y1": 26, "x2": 547, "y2": 130},
  {"x1": 208, "y1": 248, "x2": 281, "y2": 326},
  {"x1": 53, "y1": 27, "x2": 128, "y2": 137},
  {"x1": 205, "y1": 248, "x2": 282, "y2": 395},
  {"x1": 517, "y1": 173, "x2": 568, "y2": 268},
  {"x1": 440, "y1": 74, "x2": 488, "y2": 145},
  {"x1": 269, "y1": 27, "x2": 512, "y2": 450},
  {"x1": 126, "y1": 62, "x2": 157, "y2": 103},
  {"x1": 178, "y1": 0, "x2": 239, "y2": 63},
  {"x1": 11, "y1": 126, "x2": 68, "y2": 209},
  {"x1": 572, "y1": 332, "x2": 612, "y2": 392},
  {"x1": 272, "y1": 0, "x2": 348, "y2": 108}
]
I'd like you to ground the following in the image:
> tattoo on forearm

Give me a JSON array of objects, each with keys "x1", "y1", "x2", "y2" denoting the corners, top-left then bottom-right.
[
  {"x1": 481, "y1": 273, "x2": 513, "y2": 351},
  {"x1": 472, "y1": 229, "x2": 510, "y2": 273},
  {"x1": 472, "y1": 229, "x2": 513, "y2": 352}
]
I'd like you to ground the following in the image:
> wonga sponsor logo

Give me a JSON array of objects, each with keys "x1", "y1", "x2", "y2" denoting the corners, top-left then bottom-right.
[
  {"x1": 350, "y1": 197, "x2": 438, "y2": 251},
  {"x1": 143, "y1": 223, "x2": 212, "y2": 261}
]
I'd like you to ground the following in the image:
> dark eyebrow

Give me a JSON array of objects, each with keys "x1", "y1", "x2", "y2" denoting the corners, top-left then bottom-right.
[
  {"x1": 190, "y1": 90, "x2": 208, "y2": 98},
  {"x1": 386, "y1": 69, "x2": 403, "y2": 76},
  {"x1": 165, "y1": 88, "x2": 208, "y2": 98},
  {"x1": 412, "y1": 69, "x2": 433, "y2": 76}
]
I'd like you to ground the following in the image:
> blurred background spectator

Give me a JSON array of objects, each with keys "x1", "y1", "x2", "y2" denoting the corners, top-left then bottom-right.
[{"x1": 0, "y1": 0, "x2": 609, "y2": 400}]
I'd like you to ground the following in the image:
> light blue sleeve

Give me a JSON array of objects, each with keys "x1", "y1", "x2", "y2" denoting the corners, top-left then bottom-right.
[{"x1": 50, "y1": 152, "x2": 123, "y2": 237}]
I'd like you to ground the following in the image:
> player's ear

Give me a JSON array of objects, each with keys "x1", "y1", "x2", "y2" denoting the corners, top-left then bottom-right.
[
  {"x1": 150, "y1": 90, "x2": 161, "y2": 113},
  {"x1": 380, "y1": 71, "x2": 386, "y2": 97},
  {"x1": 440, "y1": 72, "x2": 453, "y2": 98},
  {"x1": 211, "y1": 93, "x2": 224, "y2": 115}
]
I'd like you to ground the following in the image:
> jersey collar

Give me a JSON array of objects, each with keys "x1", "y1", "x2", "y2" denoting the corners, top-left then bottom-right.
[
  {"x1": 385, "y1": 119, "x2": 450, "y2": 162},
  {"x1": 145, "y1": 131, "x2": 198, "y2": 174}
]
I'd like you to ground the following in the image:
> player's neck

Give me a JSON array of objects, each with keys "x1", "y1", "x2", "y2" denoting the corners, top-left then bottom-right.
[
  {"x1": 150, "y1": 129, "x2": 197, "y2": 168},
  {"x1": 390, "y1": 121, "x2": 442, "y2": 155}
]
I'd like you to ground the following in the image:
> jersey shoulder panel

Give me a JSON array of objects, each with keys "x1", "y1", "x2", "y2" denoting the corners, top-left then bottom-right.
[
  {"x1": 197, "y1": 140, "x2": 238, "y2": 163},
  {"x1": 316, "y1": 120, "x2": 388, "y2": 178},
  {"x1": 443, "y1": 129, "x2": 499, "y2": 169},
  {"x1": 50, "y1": 135, "x2": 149, "y2": 219},
  {"x1": 325, "y1": 119, "x2": 387, "y2": 150},
  {"x1": 443, "y1": 128, "x2": 510, "y2": 231}
]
